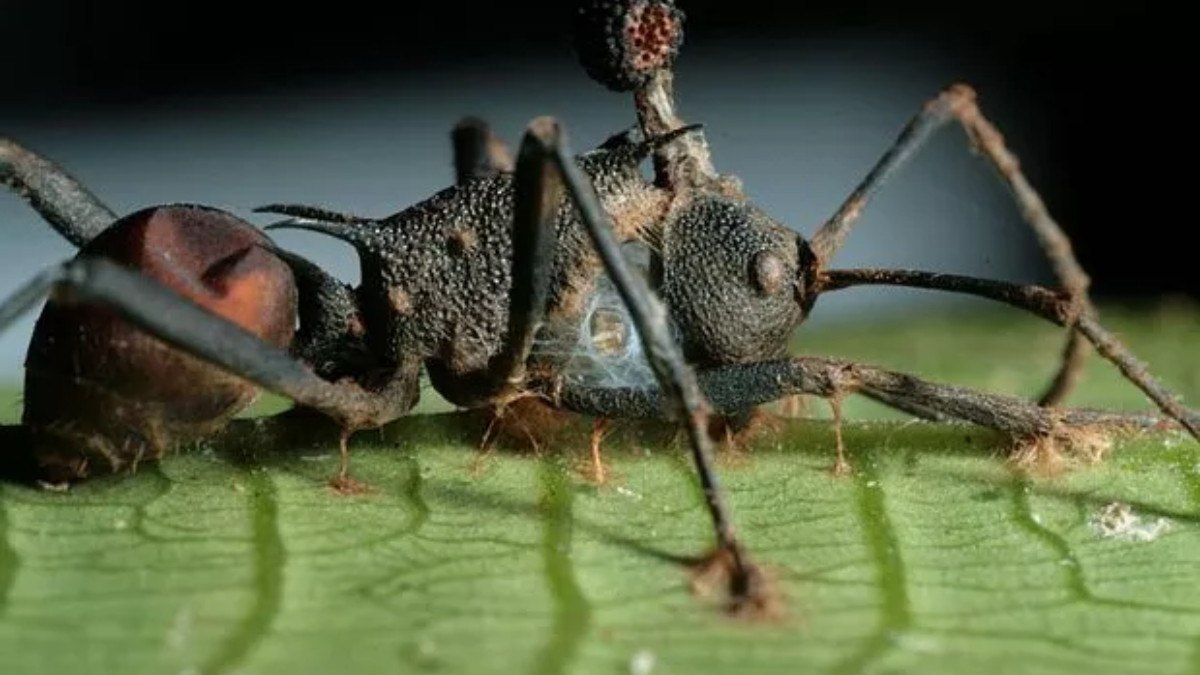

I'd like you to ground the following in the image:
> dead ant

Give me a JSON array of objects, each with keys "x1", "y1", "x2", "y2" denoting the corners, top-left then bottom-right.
[{"x1": 1, "y1": 0, "x2": 1197, "y2": 616}]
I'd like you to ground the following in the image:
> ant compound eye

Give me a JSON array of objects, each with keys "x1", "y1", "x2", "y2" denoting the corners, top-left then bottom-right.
[
  {"x1": 752, "y1": 251, "x2": 786, "y2": 297},
  {"x1": 572, "y1": 0, "x2": 685, "y2": 92}
]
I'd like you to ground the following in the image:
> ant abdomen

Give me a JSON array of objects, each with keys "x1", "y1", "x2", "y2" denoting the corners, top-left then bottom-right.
[{"x1": 22, "y1": 205, "x2": 297, "y2": 482}]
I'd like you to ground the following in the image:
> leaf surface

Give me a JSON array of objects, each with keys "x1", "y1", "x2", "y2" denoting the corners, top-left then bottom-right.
[{"x1": 0, "y1": 306, "x2": 1198, "y2": 675}]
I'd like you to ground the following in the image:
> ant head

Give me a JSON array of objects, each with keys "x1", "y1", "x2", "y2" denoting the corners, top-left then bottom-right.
[{"x1": 659, "y1": 196, "x2": 817, "y2": 365}]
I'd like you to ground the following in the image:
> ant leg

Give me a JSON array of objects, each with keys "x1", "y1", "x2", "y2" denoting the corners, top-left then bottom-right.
[
  {"x1": 417, "y1": 121, "x2": 562, "y2": 408},
  {"x1": 827, "y1": 395, "x2": 850, "y2": 476},
  {"x1": 548, "y1": 357, "x2": 1170, "y2": 451},
  {"x1": 261, "y1": 120, "x2": 560, "y2": 467},
  {"x1": 819, "y1": 268, "x2": 1200, "y2": 441},
  {"x1": 452, "y1": 117, "x2": 513, "y2": 184},
  {"x1": 0, "y1": 257, "x2": 422, "y2": 474},
  {"x1": 808, "y1": 84, "x2": 1092, "y2": 406},
  {"x1": 1, "y1": 137, "x2": 115, "y2": 246},
  {"x1": 471, "y1": 413, "x2": 503, "y2": 477},
  {"x1": 859, "y1": 389, "x2": 952, "y2": 423},
  {"x1": 472, "y1": 122, "x2": 559, "y2": 394},
  {"x1": 588, "y1": 417, "x2": 611, "y2": 484},
  {"x1": 532, "y1": 117, "x2": 772, "y2": 617}
]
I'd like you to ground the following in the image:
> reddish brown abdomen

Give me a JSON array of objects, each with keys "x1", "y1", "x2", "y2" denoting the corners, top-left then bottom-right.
[{"x1": 22, "y1": 205, "x2": 297, "y2": 481}]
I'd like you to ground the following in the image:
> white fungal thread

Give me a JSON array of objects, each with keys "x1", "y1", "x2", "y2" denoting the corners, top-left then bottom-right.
[
  {"x1": 534, "y1": 245, "x2": 660, "y2": 390},
  {"x1": 1089, "y1": 502, "x2": 1171, "y2": 543}
]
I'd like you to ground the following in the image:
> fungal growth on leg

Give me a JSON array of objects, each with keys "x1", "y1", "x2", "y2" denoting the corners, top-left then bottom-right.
[
  {"x1": 0, "y1": 0, "x2": 1197, "y2": 623},
  {"x1": 566, "y1": 0, "x2": 1200, "y2": 479}
]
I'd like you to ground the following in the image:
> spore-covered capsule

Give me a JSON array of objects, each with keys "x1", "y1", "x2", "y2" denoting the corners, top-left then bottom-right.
[{"x1": 572, "y1": 0, "x2": 685, "y2": 92}]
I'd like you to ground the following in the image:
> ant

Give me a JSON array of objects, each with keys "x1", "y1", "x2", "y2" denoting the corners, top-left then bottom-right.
[{"x1": 1, "y1": 0, "x2": 1197, "y2": 616}]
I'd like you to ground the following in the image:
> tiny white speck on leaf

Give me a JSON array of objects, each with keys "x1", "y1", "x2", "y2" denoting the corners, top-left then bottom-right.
[
  {"x1": 410, "y1": 637, "x2": 441, "y2": 668},
  {"x1": 616, "y1": 486, "x2": 642, "y2": 500},
  {"x1": 629, "y1": 648, "x2": 656, "y2": 675},
  {"x1": 889, "y1": 631, "x2": 942, "y2": 654},
  {"x1": 165, "y1": 605, "x2": 193, "y2": 651}
]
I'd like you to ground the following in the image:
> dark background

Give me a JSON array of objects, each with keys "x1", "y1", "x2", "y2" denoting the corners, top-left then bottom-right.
[{"x1": 4, "y1": 1, "x2": 1191, "y2": 297}]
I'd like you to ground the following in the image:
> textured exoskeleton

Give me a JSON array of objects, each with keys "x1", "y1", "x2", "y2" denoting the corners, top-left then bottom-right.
[{"x1": 2, "y1": 0, "x2": 1197, "y2": 616}]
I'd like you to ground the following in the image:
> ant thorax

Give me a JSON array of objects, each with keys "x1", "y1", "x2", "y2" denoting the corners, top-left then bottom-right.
[{"x1": 533, "y1": 243, "x2": 658, "y2": 389}]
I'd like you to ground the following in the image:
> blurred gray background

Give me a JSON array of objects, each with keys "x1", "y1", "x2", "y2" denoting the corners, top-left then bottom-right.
[{"x1": 1, "y1": 1, "x2": 1189, "y2": 381}]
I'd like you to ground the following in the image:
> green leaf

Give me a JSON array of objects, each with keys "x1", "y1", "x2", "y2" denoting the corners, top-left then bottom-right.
[{"x1": 1, "y1": 305, "x2": 1198, "y2": 675}]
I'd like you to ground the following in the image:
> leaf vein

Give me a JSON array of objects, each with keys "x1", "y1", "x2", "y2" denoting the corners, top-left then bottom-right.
[
  {"x1": 531, "y1": 459, "x2": 591, "y2": 675},
  {"x1": 0, "y1": 486, "x2": 17, "y2": 622},
  {"x1": 200, "y1": 468, "x2": 284, "y2": 675},
  {"x1": 827, "y1": 458, "x2": 911, "y2": 675},
  {"x1": 1176, "y1": 449, "x2": 1200, "y2": 675}
]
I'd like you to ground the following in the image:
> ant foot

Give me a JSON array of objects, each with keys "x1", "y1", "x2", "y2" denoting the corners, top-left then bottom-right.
[
  {"x1": 328, "y1": 474, "x2": 372, "y2": 495},
  {"x1": 829, "y1": 457, "x2": 853, "y2": 477},
  {"x1": 689, "y1": 545, "x2": 784, "y2": 621}
]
